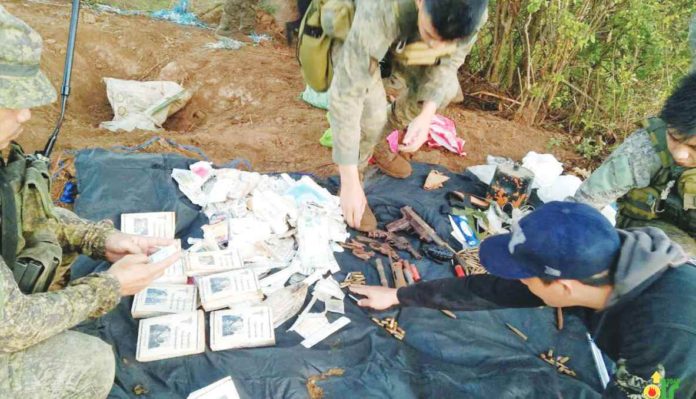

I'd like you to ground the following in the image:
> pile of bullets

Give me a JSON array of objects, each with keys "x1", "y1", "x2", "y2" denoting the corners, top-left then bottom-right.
[
  {"x1": 340, "y1": 272, "x2": 366, "y2": 288},
  {"x1": 371, "y1": 317, "x2": 406, "y2": 341},
  {"x1": 456, "y1": 248, "x2": 489, "y2": 276},
  {"x1": 540, "y1": 349, "x2": 577, "y2": 377}
]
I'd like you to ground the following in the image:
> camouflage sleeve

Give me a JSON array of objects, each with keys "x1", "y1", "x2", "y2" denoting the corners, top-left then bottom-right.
[
  {"x1": 417, "y1": 10, "x2": 488, "y2": 107},
  {"x1": 572, "y1": 129, "x2": 663, "y2": 209},
  {"x1": 0, "y1": 258, "x2": 120, "y2": 353},
  {"x1": 329, "y1": 2, "x2": 399, "y2": 165},
  {"x1": 51, "y1": 207, "x2": 117, "y2": 260}
]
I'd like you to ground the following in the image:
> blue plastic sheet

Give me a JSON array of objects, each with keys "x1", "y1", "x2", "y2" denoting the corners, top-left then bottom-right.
[{"x1": 70, "y1": 150, "x2": 607, "y2": 398}]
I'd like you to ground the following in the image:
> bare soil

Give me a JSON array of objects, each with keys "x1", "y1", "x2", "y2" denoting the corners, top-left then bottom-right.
[{"x1": 7, "y1": 1, "x2": 569, "y2": 178}]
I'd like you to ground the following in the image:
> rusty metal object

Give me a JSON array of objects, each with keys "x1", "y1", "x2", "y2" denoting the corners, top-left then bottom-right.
[
  {"x1": 374, "y1": 258, "x2": 389, "y2": 287},
  {"x1": 391, "y1": 260, "x2": 408, "y2": 289},
  {"x1": 371, "y1": 317, "x2": 405, "y2": 340},
  {"x1": 368, "y1": 230, "x2": 422, "y2": 259},
  {"x1": 356, "y1": 235, "x2": 400, "y2": 260},
  {"x1": 339, "y1": 240, "x2": 376, "y2": 261},
  {"x1": 540, "y1": 349, "x2": 577, "y2": 377},
  {"x1": 486, "y1": 163, "x2": 534, "y2": 209},
  {"x1": 403, "y1": 263, "x2": 415, "y2": 285},
  {"x1": 340, "y1": 272, "x2": 366, "y2": 288},
  {"x1": 556, "y1": 307, "x2": 564, "y2": 331},
  {"x1": 386, "y1": 207, "x2": 453, "y2": 251}
]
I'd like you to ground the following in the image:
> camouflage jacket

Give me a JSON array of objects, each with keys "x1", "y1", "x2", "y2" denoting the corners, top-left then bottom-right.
[
  {"x1": 0, "y1": 149, "x2": 121, "y2": 353},
  {"x1": 573, "y1": 128, "x2": 663, "y2": 209},
  {"x1": 329, "y1": 0, "x2": 486, "y2": 165}
]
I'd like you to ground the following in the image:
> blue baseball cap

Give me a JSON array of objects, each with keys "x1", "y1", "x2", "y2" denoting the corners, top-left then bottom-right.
[{"x1": 479, "y1": 202, "x2": 620, "y2": 280}]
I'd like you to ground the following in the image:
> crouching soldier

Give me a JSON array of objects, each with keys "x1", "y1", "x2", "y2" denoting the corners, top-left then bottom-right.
[
  {"x1": 0, "y1": 6, "x2": 180, "y2": 398},
  {"x1": 351, "y1": 202, "x2": 696, "y2": 398},
  {"x1": 311, "y1": 0, "x2": 488, "y2": 231},
  {"x1": 572, "y1": 72, "x2": 696, "y2": 255}
]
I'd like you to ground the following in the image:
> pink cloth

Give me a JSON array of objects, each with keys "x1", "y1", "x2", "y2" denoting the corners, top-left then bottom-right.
[{"x1": 386, "y1": 115, "x2": 466, "y2": 156}]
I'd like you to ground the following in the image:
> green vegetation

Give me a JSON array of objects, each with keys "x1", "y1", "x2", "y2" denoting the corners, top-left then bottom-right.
[{"x1": 469, "y1": 0, "x2": 694, "y2": 160}]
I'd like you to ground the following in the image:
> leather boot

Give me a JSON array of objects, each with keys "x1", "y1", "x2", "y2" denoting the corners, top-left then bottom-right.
[
  {"x1": 357, "y1": 204, "x2": 377, "y2": 232},
  {"x1": 373, "y1": 145, "x2": 412, "y2": 179}
]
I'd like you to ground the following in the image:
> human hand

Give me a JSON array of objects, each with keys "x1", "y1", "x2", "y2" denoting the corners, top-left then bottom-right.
[
  {"x1": 349, "y1": 285, "x2": 400, "y2": 310},
  {"x1": 399, "y1": 111, "x2": 433, "y2": 153},
  {"x1": 340, "y1": 183, "x2": 367, "y2": 229},
  {"x1": 106, "y1": 252, "x2": 181, "y2": 296},
  {"x1": 104, "y1": 232, "x2": 176, "y2": 263}
]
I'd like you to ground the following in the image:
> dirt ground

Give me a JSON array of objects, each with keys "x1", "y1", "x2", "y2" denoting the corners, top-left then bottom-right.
[{"x1": 7, "y1": 1, "x2": 569, "y2": 177}]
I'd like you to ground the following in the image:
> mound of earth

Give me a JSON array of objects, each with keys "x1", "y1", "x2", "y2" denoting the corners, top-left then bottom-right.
[{"x1": 7, "y1": 1, "x2": 567, "y2": 177}]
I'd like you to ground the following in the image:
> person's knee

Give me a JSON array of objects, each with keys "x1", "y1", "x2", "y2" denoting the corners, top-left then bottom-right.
[{"x1": 66, "y1": 332, "x2": 115, "y2": 398}]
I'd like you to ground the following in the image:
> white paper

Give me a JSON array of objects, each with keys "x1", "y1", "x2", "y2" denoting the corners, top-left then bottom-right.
[
  {"x1": 136, "y1": 311, "x2": 204, "y2": 362},
  {"x1": 184, "y1": 248, "x2": 244, "y2": 277},
  {"x1": 198, "y1": 269, "x2": 262, "y2": 311},
  {"x1": 121, "y1": 212, "x2": 176, "y2": 238},
  {"x1": 187, "y1": 377, "x2": 240, "y2": 399},
  {"x1": 132, "y1": 284, "x2": 197, "y2": 318},
  {"x1": 325, "y1": 298, "x2": 345, "y2": 315},
  {"x1": 300, "y1": 316, "x2": 351, "y2": 348},
  {"x1": 210, "y1": 306, "x2": 275, "y2": 350}
]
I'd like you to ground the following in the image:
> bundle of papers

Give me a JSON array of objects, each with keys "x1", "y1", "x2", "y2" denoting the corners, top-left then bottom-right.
[
  {"x1": 210, "y1": 306, "x2": 275, "y2": 351},
  {"x1": 187, "y1": 377, "x2": 240, "y2": 399},
  {"x1": 132, "y1": 284, "x2": 198, "y2": 319},
  {"x1": 184, "y1": 248, "x2": 244, "y2": 277},
  {"x1": 136, "y1": 311, "x2": 205, "y2": 362},
  {"x1": 197, "y1": 269, "x2": 263, "y2": 311}
]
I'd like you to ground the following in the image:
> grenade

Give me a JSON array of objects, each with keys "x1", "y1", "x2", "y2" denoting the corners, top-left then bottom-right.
[
  {"x1": 422, "y1": 244, "x2": 454, "y2": 263},
  {"x1": 487, "y1": 164, "x2": 534, "y2": 209}
]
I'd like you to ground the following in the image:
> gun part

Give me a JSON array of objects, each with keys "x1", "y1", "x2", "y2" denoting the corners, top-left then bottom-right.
[
  {"x1": 392, "y1": 261, "x2": 408, "y2": 289},
  {"x1": 408, "y1": 262, "x2": 421, "y2": 282},
  {"x1": 374, "y1": 258, "x2": 389, "y2": 287}
]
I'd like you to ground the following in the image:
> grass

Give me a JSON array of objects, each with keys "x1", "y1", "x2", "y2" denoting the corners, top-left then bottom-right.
[{"x1": 87, "y1": 0, "x2": 222, "y2": 13}]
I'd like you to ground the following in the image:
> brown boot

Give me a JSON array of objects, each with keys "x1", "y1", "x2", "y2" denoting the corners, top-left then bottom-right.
[
  {"x1": 373, "y1": 146, "x2": 412, "y2": 179},
  {"x1": 357, "y1": 204, "x2": 377, "y2": 232}
]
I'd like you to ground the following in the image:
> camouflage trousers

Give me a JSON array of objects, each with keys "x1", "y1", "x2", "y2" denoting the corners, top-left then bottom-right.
[
  {"x1": 617, "y1": 216, "x2": 696, "y2": 256},
  {"x1": 0, "y1": 330, "x2": 115, "y2": 398},
  {"x1": 330, "y1": 42, "x2": 461, "y2": 169},
  {"x1": 218, "y1": 0, "x2": 258, "y2": 36}
]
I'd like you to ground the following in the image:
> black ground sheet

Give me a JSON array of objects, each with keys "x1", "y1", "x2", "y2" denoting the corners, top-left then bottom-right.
[{"x1": 70, "y1": 149, "x2": 609, "y2": 398}]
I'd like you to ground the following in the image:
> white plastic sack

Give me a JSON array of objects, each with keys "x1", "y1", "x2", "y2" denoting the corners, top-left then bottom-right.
[
  {"x1": 522, "y1": 152, "x2": 564, "y2": 189},
  {"x1": 537, "y1": 175, "x2": 583, "y2": 203},
  {"x1": 100, "y1": 78, "x2": 192, "y2": 132}
]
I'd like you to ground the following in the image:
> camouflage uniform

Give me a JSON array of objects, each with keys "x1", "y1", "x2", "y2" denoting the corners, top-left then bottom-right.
[
  {"x1": 0, "y1": 5, "x2": 121, "y2": 398},
  {"x1": 217, "y1": 0, "x2": 258, "y2": 37},
  {"x1": 572, "y1": 128, "x2": 696, "y2": 254},
  {"x1": 329, "y1": 0, "x2": 487, "y2": 167}
]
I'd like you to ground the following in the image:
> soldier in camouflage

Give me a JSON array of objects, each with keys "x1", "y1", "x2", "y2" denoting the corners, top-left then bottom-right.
[
  {"x1": 216, "y1": 0, "x2": 258, "y2": 37},
  {"x1": 573, "y1": 72, "x2": 696, "y2": 255},
  {"x1": 0, "y1": 6, "x2": 180, "y2": 398},
  {"x1": 329, "y1": 0, "x2": 488, "y2": 232}
]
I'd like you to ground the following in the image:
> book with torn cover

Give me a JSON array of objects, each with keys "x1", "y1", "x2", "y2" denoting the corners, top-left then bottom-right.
[
  {"x1": 187, "y1": 376, "x2": 240, "y2": 399},
  {"x1": 131, "y1": 284, "x2": 198, "y2": 319},
  {"x1": 184, "y1": 248, "x2": 244, "y2": 277},
  {"x1": 197, "y1": 269, "x2": 263, "y2": 311},
  {"x1": 121, "y1": 212, "x2": 176, "y2": 239},
  {"x1": 210, "y1": 306, "x2": 275, "y2": 351},
  {"x1": 136, "y1": 311, "x2": 205, "y2": 362}
]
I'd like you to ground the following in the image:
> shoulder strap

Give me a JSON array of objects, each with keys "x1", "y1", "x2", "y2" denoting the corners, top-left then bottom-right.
[{"x1": 0, "y1": 169, "x2": 18, "y2": 272}]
